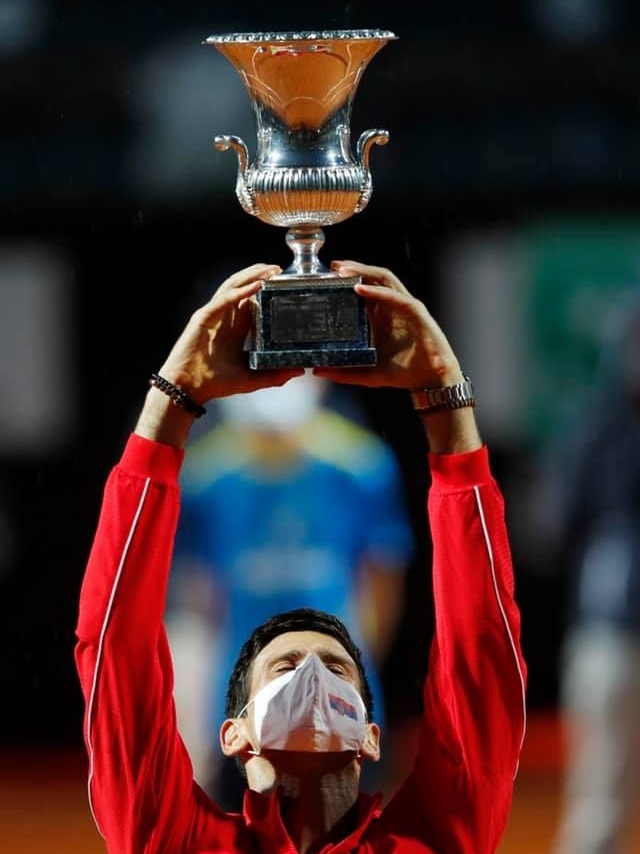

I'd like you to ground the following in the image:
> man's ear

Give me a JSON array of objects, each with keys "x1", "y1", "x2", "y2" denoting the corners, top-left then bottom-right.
[
  {"x1": 220, "y1": 718, "x2": 253, "y2": 757},
  {"x1": 360, "y1": 722, "x2": 381, "y2": 762}
]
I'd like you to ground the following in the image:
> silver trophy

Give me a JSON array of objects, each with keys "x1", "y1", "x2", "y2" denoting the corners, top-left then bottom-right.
[{"x1": 205, "y1": 29, "x2": 397, "y2": 369}]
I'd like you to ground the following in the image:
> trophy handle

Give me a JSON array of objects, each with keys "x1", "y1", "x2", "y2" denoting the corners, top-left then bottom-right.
[
  {"x1": 356, "y1": 128, "x2": 390, "y2": 172},
  {"x1": 355, "y1": 129, "x2": 389, "y2": 213},
  {"x1": 214, "y1": 134, "x2": 256, "y2": 215},
  {"x1": 214, "y1": 133, "x2": 248, "y2": 171}
]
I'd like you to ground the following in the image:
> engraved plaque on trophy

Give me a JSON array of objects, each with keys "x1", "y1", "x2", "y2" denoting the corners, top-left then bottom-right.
[{"x1": 205, "y1": 29, "x2": 396, "y2": 369}]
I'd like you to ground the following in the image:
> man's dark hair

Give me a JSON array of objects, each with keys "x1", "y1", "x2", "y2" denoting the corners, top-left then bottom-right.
[{"x1": 225, "y1": 607, "x2": 374, "y2": 721}]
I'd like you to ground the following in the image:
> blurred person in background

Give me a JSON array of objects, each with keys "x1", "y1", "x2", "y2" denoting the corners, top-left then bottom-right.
[
  {"x1": 166, "y1": 370, "x2": 414, "y2": 809},
  {"x1": 531, "y1": 292, "x2": 640, "y2": 854}
]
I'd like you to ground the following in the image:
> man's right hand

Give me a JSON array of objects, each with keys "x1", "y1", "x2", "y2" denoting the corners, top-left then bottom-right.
[
  {"x1": 157, "y1": 263, "x2": 304, "y2": 403},
  {"x1": 135, "y1": 263, "x2": 304, "y2": 448}
]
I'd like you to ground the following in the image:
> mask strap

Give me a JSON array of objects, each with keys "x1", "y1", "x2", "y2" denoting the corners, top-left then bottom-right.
[
  {"x1": 235, "y1": 701, "x2": 260, "y2": 756},
  {"x1": 237, "y1": 698, "x2": 253, "y2": 719}
]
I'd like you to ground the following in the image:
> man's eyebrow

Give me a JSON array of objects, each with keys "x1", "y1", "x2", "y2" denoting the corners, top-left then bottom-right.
[
  {"x1": 263, "y1": 649, "x2": 303, "y2": 666},
  {"x1": 264, "y1": 648, "x2": 356, "y2": 669},
  {"x1": 317, "y1": 650, "x2": 357, "y2": 669}
]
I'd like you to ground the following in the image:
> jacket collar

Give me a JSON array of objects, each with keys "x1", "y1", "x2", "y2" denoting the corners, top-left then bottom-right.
[{"x1": 243, "y1": 788, "x2": 383, "y2": 853}]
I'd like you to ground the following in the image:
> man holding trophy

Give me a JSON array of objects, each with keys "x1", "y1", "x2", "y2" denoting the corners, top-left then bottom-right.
[
  {"x1": 74, "y1": 29, "x2": 526, "y2": 854},
  {"x1": 74, "y1": 255, "x2": 527, "y2": 853}
]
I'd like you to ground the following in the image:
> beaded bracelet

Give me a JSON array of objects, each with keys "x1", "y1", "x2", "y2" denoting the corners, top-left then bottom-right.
[{"x1": 149, "y1": 373, "x2": 207, "y2": 418}]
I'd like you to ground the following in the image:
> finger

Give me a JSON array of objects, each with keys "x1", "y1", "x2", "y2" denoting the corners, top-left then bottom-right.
[
  {"x1": 354, "y1": 282, "x2": 423, "y2": 315},
  {"x1": 216, "y1": 279, "x2": 263, "y2": 309},
  {"x1": 216, "y1": 263, "x2": 282, "y2": 296},
  {"x1": 195, "y1": 280, "x2": 262, "y2": 325},
  {"x1": 237, "y1": 292, "x2": 260, "y2": 313},
  {"x1": 330, "y1": 260, "x2": 409, "y2": 293}
]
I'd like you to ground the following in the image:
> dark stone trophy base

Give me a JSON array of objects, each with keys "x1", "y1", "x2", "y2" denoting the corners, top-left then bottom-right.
[{"x1": 249, "y1": 276, "x2": 377, "y2": 370}]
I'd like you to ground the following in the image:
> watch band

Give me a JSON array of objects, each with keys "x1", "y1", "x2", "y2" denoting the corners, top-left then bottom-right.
[{"x1": 410, "y1": 375, "x2": 475, "y2": 414}]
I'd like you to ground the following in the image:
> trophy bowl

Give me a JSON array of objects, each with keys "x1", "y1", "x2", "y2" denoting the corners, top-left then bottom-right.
[{"x1": 205, "y1": 29, "x2": 397, "y2": 369}]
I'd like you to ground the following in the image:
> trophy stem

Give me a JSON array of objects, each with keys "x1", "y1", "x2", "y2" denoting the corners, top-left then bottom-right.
[{"x1": 284, "y1": 226, "x2": 329, "y2": 277}]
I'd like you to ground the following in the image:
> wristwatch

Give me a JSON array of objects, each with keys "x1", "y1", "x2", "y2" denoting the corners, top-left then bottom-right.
[{"x1": 410, "y1": 375, "x2": 475, "y2": 414}]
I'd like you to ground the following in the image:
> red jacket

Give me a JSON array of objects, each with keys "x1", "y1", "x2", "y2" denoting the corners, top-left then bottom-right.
[{"x1": 75, "y1": 434, "x2": 527, "y2": 854}]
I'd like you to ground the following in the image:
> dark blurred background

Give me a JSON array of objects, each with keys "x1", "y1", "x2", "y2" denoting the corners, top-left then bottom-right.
[{"x1": 2, "y1": 0, "x2": 640, "y2": 754}]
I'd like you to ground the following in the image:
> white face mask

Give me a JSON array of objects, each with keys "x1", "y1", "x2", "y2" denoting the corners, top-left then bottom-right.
[{"x1": 240, "y1": 653, "x2": 367, "y2": 753}]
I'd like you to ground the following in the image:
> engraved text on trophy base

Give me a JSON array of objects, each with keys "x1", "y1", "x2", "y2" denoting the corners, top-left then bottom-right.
[{"x1": 249, "y1": 279, "x2": 377, "y2": 369}]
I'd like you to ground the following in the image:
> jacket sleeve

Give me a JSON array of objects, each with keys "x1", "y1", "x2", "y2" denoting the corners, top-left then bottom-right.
[
  {"x1": 74, "y1": 434, "x2": 212, "y2": 853},
  {"x1": 381, "y1": 446, "x2": 527, "y2": 854}
]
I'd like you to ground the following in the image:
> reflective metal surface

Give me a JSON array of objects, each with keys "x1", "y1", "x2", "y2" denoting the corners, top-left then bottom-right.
[
  {"x1": 205, "y1": 29, "x2": 396, "y2": 270},
  {"x1": 205, "y1": 29, "x2": 396, "y2": 369}
]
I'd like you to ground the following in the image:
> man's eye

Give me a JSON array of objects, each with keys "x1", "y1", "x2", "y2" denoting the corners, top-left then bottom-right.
[
  {"x1": 274, "y1": 664, "x2": 295, "y2": 673},
  {"x1": 327, "y1": 665, "x2": 344, "y2": 675}
]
